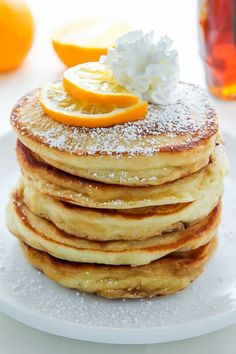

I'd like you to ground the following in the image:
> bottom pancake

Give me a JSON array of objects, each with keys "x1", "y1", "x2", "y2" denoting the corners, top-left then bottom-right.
[{"x1": 20, "y1": 238, "x2": 217, "y2": 299}]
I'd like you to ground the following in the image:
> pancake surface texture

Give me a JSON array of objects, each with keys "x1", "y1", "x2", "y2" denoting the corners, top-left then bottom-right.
[
  {"x1": 16, "y1": 140, "x2": 227, "y2": 209},
  {"x1": 20, "y1": 239, "x2": 217, "y2": 299},
  {"x1": 20, "y1": 178, "x2": 223, "y2": 241},
  {"x1": 7, "y1": 189, "x2": 220, "y2": 266},
  {"x1": 11, "y1": 82, "x2": 218, "y2": 186}
]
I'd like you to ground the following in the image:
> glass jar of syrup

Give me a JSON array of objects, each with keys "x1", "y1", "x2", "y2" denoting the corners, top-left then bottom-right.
[{"x1": 199, "y1": 0, "x2": 236, "y2": 100}]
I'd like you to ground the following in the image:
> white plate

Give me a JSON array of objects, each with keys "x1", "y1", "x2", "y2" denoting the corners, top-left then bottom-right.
[{"x1": 0, "y1": 131, "x2": 236, "y2": 345}]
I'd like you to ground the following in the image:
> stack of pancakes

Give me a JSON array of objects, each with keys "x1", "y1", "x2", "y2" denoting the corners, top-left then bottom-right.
[{"x1": 7, "y1": 82, "x2": 228, "y2": 299}]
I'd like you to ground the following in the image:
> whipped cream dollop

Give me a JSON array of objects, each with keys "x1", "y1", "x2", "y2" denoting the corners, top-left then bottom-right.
[{"x1": 100, "y1": 30, "x2": 180, "y2": 105}]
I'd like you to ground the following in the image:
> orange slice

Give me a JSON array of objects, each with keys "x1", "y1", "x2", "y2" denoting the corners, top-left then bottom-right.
[
  {"x1": 63, "y1": 62, "x2": 139, "y2": 106},
  {"x1": 40, "y1": 82, "x2": 148, "y2": 128},
  {"x1": 52, "y1": 18, "x2": 131, "y2": 67}
]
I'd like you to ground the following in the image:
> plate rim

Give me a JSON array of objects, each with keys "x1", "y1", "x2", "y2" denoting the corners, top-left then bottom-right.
[{"x1": 0, "y1": 293, "x2": 236, "y2": 344}]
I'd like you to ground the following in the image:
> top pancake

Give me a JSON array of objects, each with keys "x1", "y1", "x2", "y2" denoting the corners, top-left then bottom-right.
[{"x1": 11, "y1": 82, "x2": 218, "y2": 186}]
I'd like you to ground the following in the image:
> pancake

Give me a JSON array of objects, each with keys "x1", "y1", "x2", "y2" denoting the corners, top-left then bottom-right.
[
  {"x1": 11, "y1": 82, "x2": 218, "y2": 186},
  {"x1": 6, "y1": 189, "x2": 221, "y2": 266},
  {"x1": 20, "y1": 238, "x2": 217, "y2": 298},
  {"x1": 16, "y1": 140, "x2": 228, "y2": 209},
  {"x1": 21, "y1": 178, "x2": 223, "y2": 241}
]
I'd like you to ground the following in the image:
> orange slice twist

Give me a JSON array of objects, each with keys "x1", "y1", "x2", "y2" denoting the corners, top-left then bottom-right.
[{"x1": 40, "y1": 82, "x2": 148, "y2": 128}]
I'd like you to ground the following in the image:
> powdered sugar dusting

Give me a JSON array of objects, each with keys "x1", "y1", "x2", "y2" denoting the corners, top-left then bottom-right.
[{"x1": 11, "y1": 82, "x2": 218, "y2": 157}]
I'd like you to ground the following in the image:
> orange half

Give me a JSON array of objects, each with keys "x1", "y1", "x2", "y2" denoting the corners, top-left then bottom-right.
[{"x1": 52, "y1": 18, "x2": 132, "y2": 67}]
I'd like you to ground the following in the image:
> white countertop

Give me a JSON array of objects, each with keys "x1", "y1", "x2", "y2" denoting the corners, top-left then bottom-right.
[{"x1": 1, "y1": 0, "x2": 236, "y2": 352}]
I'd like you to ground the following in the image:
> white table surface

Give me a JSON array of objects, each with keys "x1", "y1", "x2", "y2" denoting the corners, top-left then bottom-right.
[{"x1": 1, "y1": 0, "x2": 236, "y2": 352}]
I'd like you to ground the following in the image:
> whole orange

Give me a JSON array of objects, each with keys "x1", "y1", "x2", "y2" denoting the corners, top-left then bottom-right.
[{"x1": 0, "y1": 0, "x2": 34, "y2": 72}]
